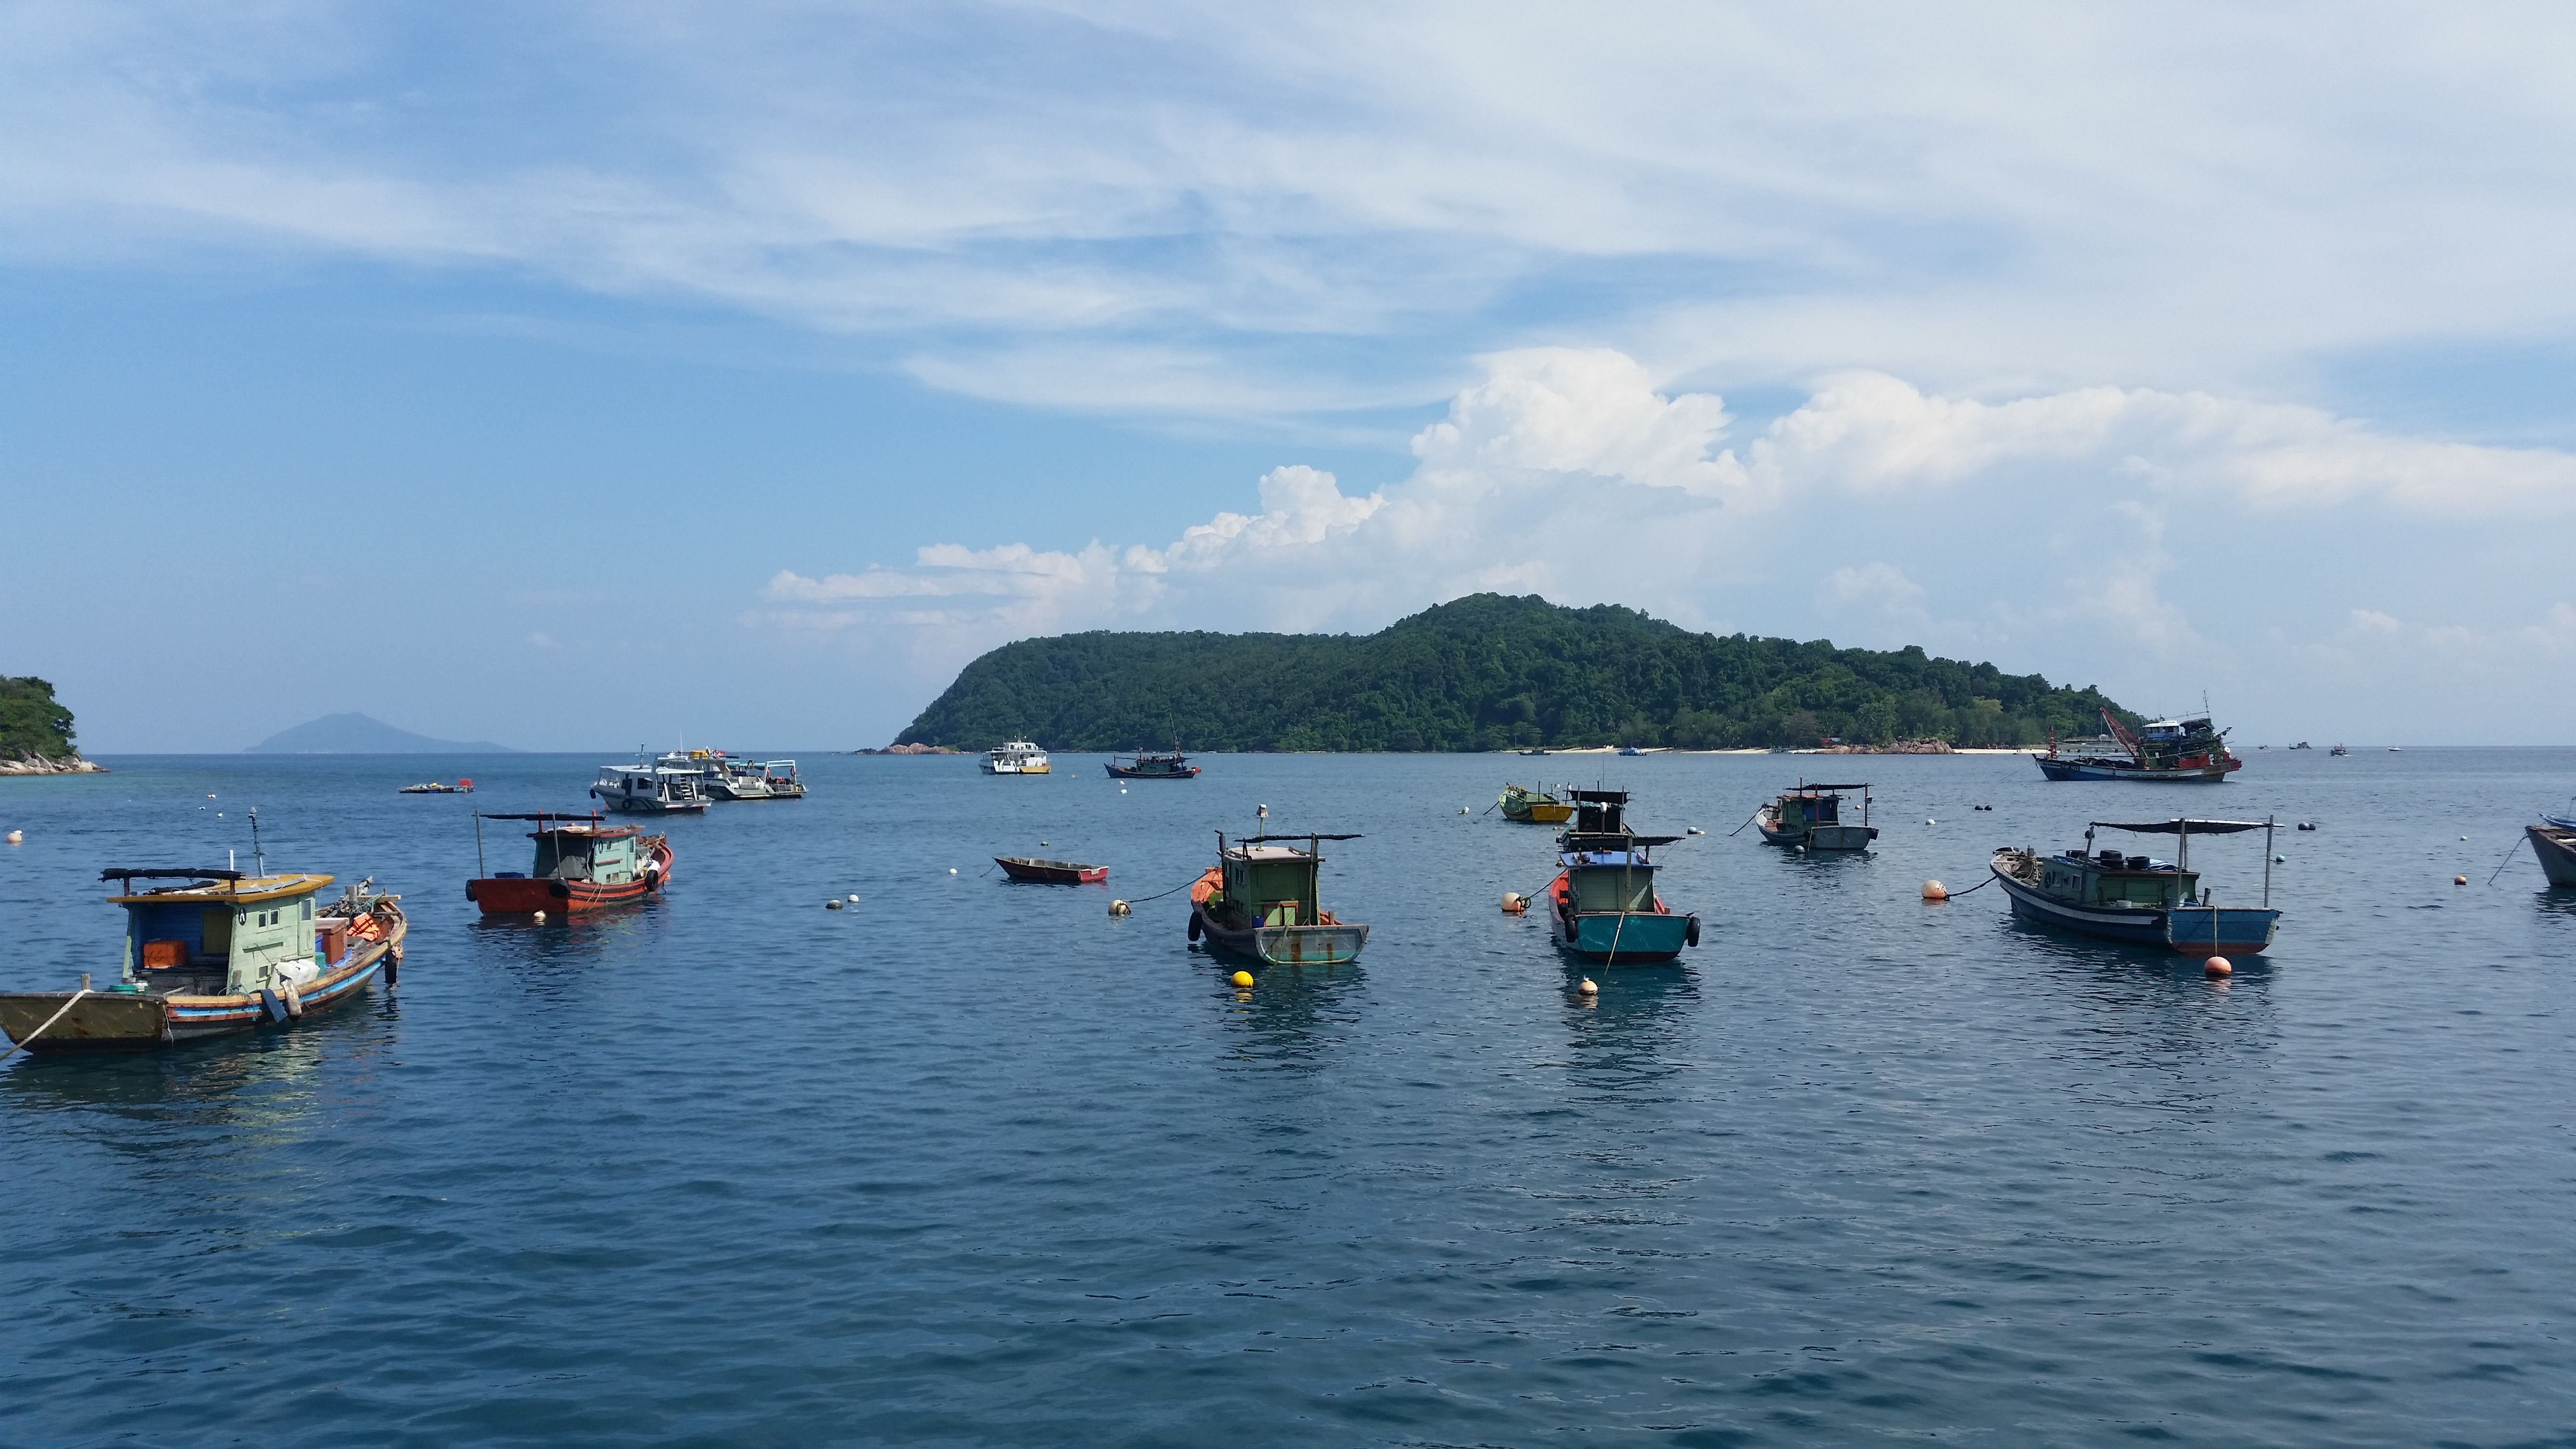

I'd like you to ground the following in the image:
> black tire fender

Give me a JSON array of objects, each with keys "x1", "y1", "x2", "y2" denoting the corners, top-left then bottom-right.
[
  {"x1": 1187, "y1": 910, "x2": 1203, "y2": 941},
  {"x1": 1685, "y1": 915, "x2": 1701, "y2": 948}
]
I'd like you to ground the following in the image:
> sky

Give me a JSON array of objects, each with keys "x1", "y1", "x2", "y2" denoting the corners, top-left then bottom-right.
[{"x1": 6, "y1": 1, "x2": 2576, "y2": 750}]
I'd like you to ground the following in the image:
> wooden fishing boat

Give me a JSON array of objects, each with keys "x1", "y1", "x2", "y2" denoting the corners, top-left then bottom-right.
[
  {"x1": 1990, "y1": 817, "x2": 2281, "y2": 956},
  {"x1": 592, "y1": 761, "x2": 710, "y2": 813},
  {"x1": 1187, "y1": 831, "x2": 1368, "y2": 966},
  {"x1": 2329, "y1": 744, "x2": 2349, "y2": 756},
  {"x1": 995, "y1": 856, "x2": 1109, "y2": 884},
  {"x1": 1498, "y1": 783, "x2": 1573, "y2": 823},
  {"x1": 1541, "y1": 789, "x2": 1698, "y2": 965},
  {"x1": 1106, "y1": 748, "x2": 1200, "y2": 779},
  {"x1": 2525, "y1": 821, "x2": 2576, "y2": 886},
  {"x1": 0, "y1": 867, "x2": 405, "y2": 1054},
  {"x1": 467, "y1": 811, "x2": 671, "y2": 915},
  {"x1": 399, "y1": 778, "x2": 472, "y2": 794},
  {"x1": 2037, "y1": 708, "x2": 2242, "y2": 782},
  {"x1": 1755, "y1": 781, "x2": 1878, "y2": 850}
]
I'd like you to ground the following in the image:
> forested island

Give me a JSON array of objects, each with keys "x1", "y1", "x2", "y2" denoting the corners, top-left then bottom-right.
[
  {"x1": 897, "y1": 594, "x2": 2132, "y2": 753},
  {"x1": 1, "y1": 676, "x2": 102, "y2": 773}
]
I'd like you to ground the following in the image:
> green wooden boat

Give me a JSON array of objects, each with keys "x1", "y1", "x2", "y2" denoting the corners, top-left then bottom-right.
[{"x1": 1187, "y1": 831, "x2": 1369, "y2": 966}]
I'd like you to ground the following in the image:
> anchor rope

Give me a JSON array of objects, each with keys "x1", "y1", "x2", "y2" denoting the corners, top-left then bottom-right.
[{"x1": 0, "y1": 988, "x2": 92, "y2": 1063}]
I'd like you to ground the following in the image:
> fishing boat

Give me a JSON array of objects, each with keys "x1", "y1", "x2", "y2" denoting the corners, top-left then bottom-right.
[
  {"x1": 2329, "y1": 744, "x2": 2349, "y2": 757},
  {"x1": 2037, "y1": 708, "x2": 2242, "y2": 782},
  {"x1": 2289, "y1": 741, "x2": 2313, "y2": 750},
  {"x1": 2524, "y1": 810, "x2": 2576, "y2": 886},
  {"x1": 591, "y1": 762, "x2": 711, "y2": 813},
  {"x1": 1755, "y1": 781, "x2": 1878, "y2": 851},
  {"x1": 0, "y1": 867, "x2": 404, "y2": 1053},
  {"x1": 467, "y1": 811, "x2": 671, "y2": 915},
  {"x1": 1540, "y1": 789, "x2": 1698, "y2": 965},
  {"x1": 1105, "y1": 748, "x2": 1199, "y2": 779},
  {"x1": 1989, "y1": 817, "x2": 2282, "y2": 956},
  {"x1": 994, "y1": 856, "x2": 1109, "y2": 884},
  {"x1": 982, "y1": 741, "x2": 1051, "y2": 775},
  {"x1": 1498, "y1": 783, "x2": 1574, "y2": 824},
  {"x1": 399, "y1": 778, "x2": 472, "y2": 794},
  {"x1": 751, "y1": 760, "x2": 805, "y2": 799},
  {"x1": 1187, "y1": 831, "x2": 1369, "y2": 966}
]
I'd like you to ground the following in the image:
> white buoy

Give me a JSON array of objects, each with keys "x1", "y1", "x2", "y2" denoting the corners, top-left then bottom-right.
[
  {"x1": 1921, "y1": 880, "x2": 1948, "y2": 901},
  {"x1": 949, "y1": 868, "x2": 958, "y2": 875},
  {"x1": 532, "y1": 910, "x2": 547, "y2": 924},
  {"x1": 1109, "y1": 899, "x2": 1131, "y2": 916},
  {"x1": 847, "y1": 893, "x2": 859, "y2": 902},
  {"x1": 826, "y1": 899, "x2": 843, "y2": 910},
  {"x1": 1926, "y1": 818, "x2": 1936, "y2": 826},
  {"x1": 1687, "y1": 827, "x2": 1705, "y2": 835},
  {"x1": 3, "y1": 830, "x2": 19, "y2": 845}
]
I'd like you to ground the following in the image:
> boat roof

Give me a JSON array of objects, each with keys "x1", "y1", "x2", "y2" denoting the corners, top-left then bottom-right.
[
  {"x1": 1567, "y1": 789, "x2": 1628, "y2": 803},
  {"x1": 1786, "y1": 782, "x2": 1869, "y2": 791},
  {"x1": 1562, "y1": 849, "x2": 1662, "y2": 867},
  {"x1": 2092, "y1": 818, "x2": 2270, "y2": 835},
  {"x1": 105, "y1": 870, "x2": 334, "y2": 904},
  {"x1": 1564, "y1": 833, "x2": 1682, "y2": 849}
]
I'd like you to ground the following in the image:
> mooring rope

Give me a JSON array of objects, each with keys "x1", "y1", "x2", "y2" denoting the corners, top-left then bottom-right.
[{"x1": 0, "y1": 988, "x2": 92, "y2": 1063}]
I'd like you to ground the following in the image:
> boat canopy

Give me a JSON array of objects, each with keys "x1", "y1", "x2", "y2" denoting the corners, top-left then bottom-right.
[
  {"x1": 1240, "y1": 832, "x2": 1363, "y2": 843},
  {"x1": 100, "y1": 867, "x2": 243, "y2": 884},
  {"x1": 1568, "y1": 789, "x2": 1628, "y2": 803},
  {"x1": 2092, "y1": 819, "x2": 2272, "y2": 834},
  {"x1": 1792, "y1": 783, "x2": 1870, "y2": 792}
]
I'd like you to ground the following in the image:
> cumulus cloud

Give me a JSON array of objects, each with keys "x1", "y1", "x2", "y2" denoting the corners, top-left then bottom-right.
[{"x1": 765, "y1": 347, "x2": 2576, "y2": 701}]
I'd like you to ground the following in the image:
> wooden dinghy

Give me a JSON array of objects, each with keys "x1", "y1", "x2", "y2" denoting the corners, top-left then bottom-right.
[
  {"x1": 2524, "y1": 821, "x2": 2576, "y2": 886},
  {"x1": 1498, "y1": 783, "x2": 1573, "y2": 824},
  {"x1": 0, "y1": 868, "x2": 405, "y2": 1054},
  {"x1": 1187, "y1": 831, "x2": 1368, "y2": 966},
  {"x1": 995, "y1": 856, "x2": 1109, "y2": 884}
]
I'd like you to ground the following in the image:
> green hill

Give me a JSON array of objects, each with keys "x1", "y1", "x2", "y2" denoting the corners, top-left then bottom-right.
[
  {"x1": 0, "y1": 676, "x2": 79, "y2": 760},
  {"x1": 896, "y1": 594, "x2": 2132, "y2": 752}
]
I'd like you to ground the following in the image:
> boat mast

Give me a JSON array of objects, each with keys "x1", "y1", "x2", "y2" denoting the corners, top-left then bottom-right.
[{"x1": 2263, "y1": 816, "x2": 2274, "y2": 907}]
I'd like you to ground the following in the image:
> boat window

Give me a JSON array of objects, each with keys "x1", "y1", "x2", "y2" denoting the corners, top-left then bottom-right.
[{"x1": 1570, "y1": 869, "x2": 1655, "y2": 913}]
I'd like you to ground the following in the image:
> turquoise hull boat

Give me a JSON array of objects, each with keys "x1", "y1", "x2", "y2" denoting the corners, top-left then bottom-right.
[{"x1": 1557, "y1": 908, "x2": 1693, "y2": 962}]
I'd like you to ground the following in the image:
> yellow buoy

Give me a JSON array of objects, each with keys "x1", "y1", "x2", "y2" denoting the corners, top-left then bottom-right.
[
  {"x1": 1921, "y1": 880, "x2": 1948, "y2": 901},
  {"x1": 1109, "y1": 899, "x2": 1131, "y2": 916},
  {"x1": 1577, "y1": 978, "x2": 1599, "y2": 996},
  {"x1": 826, "y1": 899, "x2": 843, "y2": 910},
  {"x1": 2454, "y1": 874, "x2": 2468, "y2": 885},
  {"x1": 2205, "y1": 955, "x2": 2232, "y2": 976},
  {"x1": 1230, "y1": 970, "x2": 1254, "y2": 987}
]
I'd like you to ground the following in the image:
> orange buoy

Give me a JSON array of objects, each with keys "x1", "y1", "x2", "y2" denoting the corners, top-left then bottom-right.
[
  {"x1": 2204, "y1": 956, "x2": 2232, "y2": 976},
  {"x1": 1577, "y1": 978, "x2": 1598, "y2": 996},
  {"x1": 1500, "y1": 892, "x2": 1526, "y2": 914},
  {"x1": 2454, "y1": 874, "x2": 2468, "y2": 885},
  {"x1": 1921, "y1": 880, "x2": 1948, "y2": 901}
]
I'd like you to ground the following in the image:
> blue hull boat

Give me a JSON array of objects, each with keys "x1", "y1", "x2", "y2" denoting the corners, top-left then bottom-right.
[
  {"x1": 1989, "y1": 817, "x2": 2281, "y2": 956},
  {"x1": 1544, "y1": 791, "x2": 1700, "y2": 966}
]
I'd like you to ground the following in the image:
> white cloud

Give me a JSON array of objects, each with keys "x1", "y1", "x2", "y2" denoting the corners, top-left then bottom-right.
[
  {"x1": 16, "y1": 5, "x2": 2576, "y2": 413},
  {"x1": 765, "y1": 347, "x2": 2576, "y2": 740}
]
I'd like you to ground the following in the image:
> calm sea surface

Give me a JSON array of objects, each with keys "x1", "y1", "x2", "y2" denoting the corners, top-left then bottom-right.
[{"x1": 5, "y1": 749, "x2": 2575, "y2": 1446}]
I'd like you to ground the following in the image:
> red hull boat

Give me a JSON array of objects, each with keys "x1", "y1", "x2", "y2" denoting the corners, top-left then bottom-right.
[
  {"x1": 467, "y1": 812, "x2": 672, "y2": 916},
  {"x1": 995, "y1": 855, "x2": 1108, "y2": 884}
]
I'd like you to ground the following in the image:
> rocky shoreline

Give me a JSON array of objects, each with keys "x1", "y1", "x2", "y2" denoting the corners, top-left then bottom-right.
[{"x1": 1, "y1": 753, "x2": 107, "y2": 775}]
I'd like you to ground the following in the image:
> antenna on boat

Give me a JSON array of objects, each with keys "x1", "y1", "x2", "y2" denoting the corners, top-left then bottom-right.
[{"x1": 248, "y1": 808, "x2": 265, "y2": 876}]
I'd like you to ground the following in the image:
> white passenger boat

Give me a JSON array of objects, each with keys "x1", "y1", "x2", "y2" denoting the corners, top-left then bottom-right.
[
  {"x1": 592, "y1": 762, "x2": 711, "y2": 813},
  {"x1": 981, "y1": 741, "x2": 1051, "y2": 775}
]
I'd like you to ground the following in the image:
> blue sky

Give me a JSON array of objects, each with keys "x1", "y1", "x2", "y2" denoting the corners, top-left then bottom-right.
[{"x1": 6, "y1": 1, "x2": 2576, "y2": 749}]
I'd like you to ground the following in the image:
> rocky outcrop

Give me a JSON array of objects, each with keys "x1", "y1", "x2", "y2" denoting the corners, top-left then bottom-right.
[
  {"x1": 856, "y1": 743, "x2": 964, "y2": 755},
  {"x1": 1, "y1": 753, "x2": 106, "y2": 775}
]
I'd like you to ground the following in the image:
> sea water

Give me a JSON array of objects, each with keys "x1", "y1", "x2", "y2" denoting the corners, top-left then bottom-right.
[{"x1": 3, "y1": 749, "x2": 2573, "y2": 1445}]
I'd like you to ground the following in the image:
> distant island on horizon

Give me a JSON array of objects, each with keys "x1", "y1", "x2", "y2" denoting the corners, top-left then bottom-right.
[
  {"x1": 896, "y1": 593, "x2": 2136, "y2": 754},
  {"x1": 247, "y1": 712, "x2": 524, "y2": 755}
]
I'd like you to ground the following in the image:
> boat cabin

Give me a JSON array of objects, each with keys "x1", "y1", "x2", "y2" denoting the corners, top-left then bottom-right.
[
  {"x1": 1558, "y1": 789, "x2": 1682, "y2": 892},
  {"x1": 1771, "y1": 782, "x2": 1867, "y2": 831},
  {"x1": 1208, "y1": 832, "x2": 1357, "y2": 928},
  {"x1": 2034, "y1": 849, "x2": 2202, "y2": 909},
  {"x1": 480, "y1": 814, "x2": 647, "y2": 885},
  {"x1": 110, "y1": 869, "x2": 339, "y2": 996}
]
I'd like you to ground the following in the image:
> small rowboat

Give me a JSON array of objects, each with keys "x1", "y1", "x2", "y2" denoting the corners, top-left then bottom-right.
[{"x1": 995, "y1": 856, "x2": 1108, "y2": 884}]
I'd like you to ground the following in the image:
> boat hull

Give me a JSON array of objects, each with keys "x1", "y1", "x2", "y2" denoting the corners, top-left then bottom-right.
[
  {"x1": 1104, "y1": 764, "x2": 1199, "y2": 779},
  {"x1": 1552, "y1": 908, "x2": 1693, "y2": 964},
  {"x1": 2528, "y1": 826, "x2": 2576, "y2": 886},
  {"x1": 2035, "y1": 757, "x2": 2241, "y2": 782},
  {"x1": 1992, "y1": 870, "x2": 2276, "y2": 955},
  {"x1": 1502, "y1": 802, "x2": 1574, "y2": 823},
  {"x1": 1190, "y1": 906, "x2": 1368, "y2": 966},
  {"x1": 1759, "y1": 818, "x2": 1877, "y2": 851},
  {"x1": 995, "y1": 856, "x2": 1109, "y2": 884},
  {"x1": 468, "y1": 874, "x2": 656, "y2": 913},
  {"x1": 0, "y1": 921, "x2": 402, "y2": 1053}
]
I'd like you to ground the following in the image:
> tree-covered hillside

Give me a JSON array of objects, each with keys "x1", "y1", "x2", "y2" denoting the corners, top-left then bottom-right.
[
  {"x1": 897, "y1": 595, "x2": 2131, "y2": 752},
  {"x1": 0, "y1": 676, "x2": 79, "y2": 759}
]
